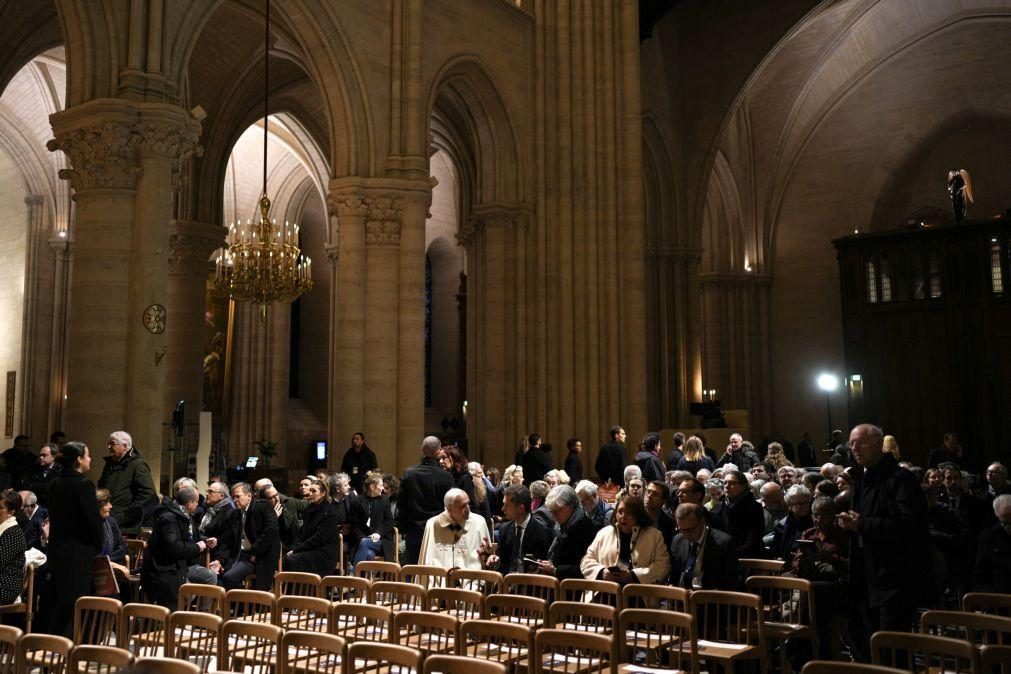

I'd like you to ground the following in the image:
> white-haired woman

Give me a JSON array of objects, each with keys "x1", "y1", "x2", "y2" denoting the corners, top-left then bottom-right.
[{"x1": 770, "y1": 484, "x2": 813, "y2": 560}]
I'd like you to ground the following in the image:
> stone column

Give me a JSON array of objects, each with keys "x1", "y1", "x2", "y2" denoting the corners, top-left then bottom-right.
[
  {"x1": 165, "y1": 220, "x2": 225, "y2": 448},
  {"x1": 48, "y1": 99, "x2": 201, "y2": 481},
  {"x1": 327, "y1": 184, "x2": 366, "y2": 468},
  {"x1": 47, "y1": 236, "x2": 72, "y2": 435}
]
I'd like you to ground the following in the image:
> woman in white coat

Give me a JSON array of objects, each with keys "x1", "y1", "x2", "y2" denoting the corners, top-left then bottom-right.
[{"x1": 581, "y1": 495, "x2": 670, "y2": 585}]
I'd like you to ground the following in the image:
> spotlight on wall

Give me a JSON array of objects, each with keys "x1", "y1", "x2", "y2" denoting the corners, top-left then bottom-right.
[
  {"x1": 849, "y1": 374, "x2": 862, "y2": 382},
  {"x1": 817, "y1": 373, "x2": 839, "y2": 392}
]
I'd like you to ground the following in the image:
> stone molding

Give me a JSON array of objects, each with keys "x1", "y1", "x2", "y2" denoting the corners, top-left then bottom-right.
[
  {"x1": 699, "y1": 271, "x2": 773, "y2": 288},
  {"x1": 324, "y1": 243, "x2": 340, "y2": 264},
  {"x1": 646, "y1": 245, "x2": 703, "y2": 262},
  {"x1": 167, "y1": 221, "x2": 226, "y2": 275}
]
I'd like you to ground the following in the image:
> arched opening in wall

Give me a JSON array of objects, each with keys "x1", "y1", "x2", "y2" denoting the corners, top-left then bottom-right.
[
  {"x1": 0, "y1": 46, "x2": 68, "y2": 442},
  {"x1": 425, "y1": 150, "x2": 466, "y2": 441},
  {"x1": 203, "y1": 113, "x2": 327, "y2": 476}
]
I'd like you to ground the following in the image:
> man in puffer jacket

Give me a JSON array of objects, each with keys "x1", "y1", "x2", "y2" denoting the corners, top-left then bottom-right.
[
  {"x1": 142, "y1": 487, "x2": 211, "y2": 608},
  {"x1": 98, "y1": 431, "x2": 157, "y2": 536}
]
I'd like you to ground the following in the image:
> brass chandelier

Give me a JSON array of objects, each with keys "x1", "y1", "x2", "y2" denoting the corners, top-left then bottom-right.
[{"x1": 213, "y1": 0, "x2": 312, "y2": 320}]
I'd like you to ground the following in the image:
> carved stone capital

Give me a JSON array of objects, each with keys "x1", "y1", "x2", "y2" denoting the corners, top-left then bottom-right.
[
  {"x1": 168, "y1": 221, "x2": 227, "y2": 276},
  {"x1": 47, "y1": 121, "x2": 143, "y2": 192},
  {"x1": 136, "y1": 120, "x2": 203, "y2": 188},
  {"x1": 457, "y1": 204, "x2": 532, "y2": 249},
  {"x1": 327, "y1": 191, "x2": 368, "y2": 219},
  {"x1": 364, "y1": 194, "x2": 404, "y2": 246},
  {"x1": 325, "y1": 243, "x2": 340, "y2": 265}
]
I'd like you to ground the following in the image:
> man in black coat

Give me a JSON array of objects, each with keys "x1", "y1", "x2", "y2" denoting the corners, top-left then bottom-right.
[
  {"x1": 671, "y1": 503, "x2": 740, "y2": 590},
  {"x1": 839, "y1": 423, "x2": 932, "y2": 658},
  {"x1": 29, "y1": 444, "x2": 59, "y2": 507},
  {"x1": 645, "y1": 481, "x2": 676, "y2": 548},
  {"x1": 218, "y1": 482, "x2": 281, "y2": 591},
  {"x1": 19, "y1": 490, "x2": 46, "y2": 549},
  {"x1": 398, "y1": 436, "x2": 455, "y2": 565},
  {"x1": 541, "y1": 485, "x2": 599, "y2": 580},
  {"x1": 143, "y1": 487, "x2": 211, "y2": 608},
  {"x1": 486, "y1": 485, "x2": 551, "y2": 573},
  {"x1": 711, "y1": 470, "x2": 766, "y2": 558},
  {"x1": 522, "y1": 436, "x2": 553, "y2": 485},
  {"x1": 199, "y1": 481, "x2": 235, "y2": 539},
  {"x1": 340, "y1": 433, "x2": 378, "y2": 494},
  {"x1": 972, "y1": 494, "x2": 1011, "y2": 593},
  {"x1": 595, "y1": 425, "x2": 627, "y2": 487},
  {"x1": 635, "y1": 432, "x2": 666, "y2": 484}
]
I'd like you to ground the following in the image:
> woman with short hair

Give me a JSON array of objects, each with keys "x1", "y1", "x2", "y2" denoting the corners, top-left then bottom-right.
[
  {"x1": 580, "y1": 495, "x2": 669, "y2": 585},
  {"x1": 284, "y1": 478, "x2": 339, "y2": 575},
  {"x1": 0, "y1": 490, "x2": 26, "y2": 605}
]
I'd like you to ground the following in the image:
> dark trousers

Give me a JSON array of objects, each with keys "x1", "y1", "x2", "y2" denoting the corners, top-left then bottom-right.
[
  {"x1": 403, "y1": 529, "x2": 422, "y2": 567},
  {"x1": 220, "y1": 553, "x2": 255, "y2": 590}
]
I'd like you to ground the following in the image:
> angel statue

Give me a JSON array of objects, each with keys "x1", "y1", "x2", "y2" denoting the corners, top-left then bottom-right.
[{"x1": 947, "y1": 169, "x2": 974, "y2": 223}]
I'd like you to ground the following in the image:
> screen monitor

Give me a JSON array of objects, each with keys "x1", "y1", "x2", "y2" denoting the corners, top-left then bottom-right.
[
  {"x1": 245, "y1": 456, "x2": 259, "y2": 469},
  {"x1": 315, "y1": 441, "x2": 327, "y2": 461}
]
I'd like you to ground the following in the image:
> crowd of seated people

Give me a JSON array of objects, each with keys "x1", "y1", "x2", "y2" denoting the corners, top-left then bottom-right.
[{"x1": 0, "y1": 425, "x2": 1004, "y2": 671}]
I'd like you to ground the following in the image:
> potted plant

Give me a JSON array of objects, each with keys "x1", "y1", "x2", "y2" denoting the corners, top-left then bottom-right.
[{"x1": 254, "y1": 438, "x2": 279, "y2": 467}]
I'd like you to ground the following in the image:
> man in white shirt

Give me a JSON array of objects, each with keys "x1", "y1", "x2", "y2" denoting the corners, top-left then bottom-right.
[{"x1": 418, "y1": 488, "x2": 490, "y2": 570}]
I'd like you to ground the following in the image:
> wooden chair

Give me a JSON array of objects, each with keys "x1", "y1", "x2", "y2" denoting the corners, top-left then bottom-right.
[
  {"x1": 871, "y1": 631, "x2": 978, "y2": 674},
  {"x1": 532, "y1": 628, "x2": 615, "y2": 674},
  {"x1": 178, "y1": 583, "x2": 226, "y2": 615},
  {"x1": 275, "y1": 571, "x2": 322, "y2": 598},
  {"x1": 225, "y1": 588, "x2": 276, "y2": 623},
  {"x1": 691, "y1": 590, "x2": 767, "y2": 674},
  {"x1": 274, "y1": 596, "x2": 331, "y2": 632},
  {"x1": 980, "y1": 644, "x2": 1011, "y2": 674},
  {"x1": 423, "y1": 654, "x2": 507, "y2": 674},
  {"x1": 279, "y1": 630, "x2": 345, "y2": 674},
  {"x1": 503, "y1": 573, "x2": 558, "y2": 604},
  {"x1": 345, "y1": 641, "x2": 422, "y2": 674},
  {"x1": 372, "y1": 581, "x2": 427, "y2": 612},
  {"x1": 428, "y1": 587, "x2": 484, "y2": 622},
  {"x1": 458, "y1": 619, "x2": 533, "y2": 668},
  {"x1": 321, "y1": 575, "x2": 371, "y2": 603},
  {"x1": 393, "y1": 611, "x2": 458, "y2": 656},
  {"x1": 449, "y1": 568, "x2": 503, "y2": 596},
  {"x1": 69, "y1": 645, "x2": 134, "y2": 674},
  {"x1": 548, "y1": 602, "x2": 616, "y2": 635},
  {"x1": 399, "y1": 564, "x2": 449, "y2": 589},
  {"x1": 621, "y1": 583, "x2": 690, "y2": 612},
  {"x1": 120, "y1": 602, "x2": 170, "y2": 658},
  {"x1": 74, "y1": 596, "x2": 122, "y2": 646},
  {"x1": 559, "y1": 579, "x2": 621, "y2": 609},
  {"x1": 801, "y1": 663, "x2": 906, "y2": 674},
  {"x1": 353, "y1": 560, "x2": 400, "y2": 583},
  {"x1": 922, "y1": 609, "x2": 1011, "y2": 649},
  {"x1": 746, "y1": 575, "x2": 818, "y2": 674},
  {"x1": 485, "y1": 593, "x2": 548, "y2": 629},
  {"x1": 371, "y1": 527, "x2": 401, "y2": 565},
  {"x1": 330, "y1": 602, "x2": 392, "y2": 644},
  {"x1": 19, "y1": 633, "x2": 74, "y2": 674},
  {"x1": 0, "y1": 625, "x2": 19, "y2": 674},
  {"x1": 166, "y1": 611, "x2": 223, "y2": 674},
  {"x1": 134, "y1": 657, "x2": 201, "y2": 674},
  {"x1": 619, "y1": 608, "x2": 696, "y2": 672},
  {"x1": 0, "y1": 564, "x2": 36, "y2": 632},
  {"x1": 218, "y1": 620, "x2": 282, "y2": 674},
  {"x1": 738, "y1": 558, "x2": 785, "y2": 577},
  {"x1": 964, "y1": 592, "x2": 1011, "y2": 618}
]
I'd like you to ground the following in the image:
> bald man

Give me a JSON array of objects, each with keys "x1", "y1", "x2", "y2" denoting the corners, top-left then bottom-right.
[{"x1": 838, "y1": 423, "x2": 930, "y2": 659}]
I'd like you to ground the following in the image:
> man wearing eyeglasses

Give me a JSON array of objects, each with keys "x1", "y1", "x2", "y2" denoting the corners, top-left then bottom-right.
[
  {"x1": 199, "y1": 481, "x2": 234, "y2": 539},
  {"x1": 670, "y1": 503, "x2": 739, "y2": 590}
]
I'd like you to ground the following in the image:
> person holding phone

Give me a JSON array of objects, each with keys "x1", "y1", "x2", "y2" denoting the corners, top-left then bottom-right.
[{"x1": 580, "y1": 495, "x2": 669, "y2": 585}]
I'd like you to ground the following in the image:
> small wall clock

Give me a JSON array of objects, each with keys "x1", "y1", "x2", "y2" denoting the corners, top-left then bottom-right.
[{"x1": 143, "y1": 304, "x2": 166, "y2": 334}]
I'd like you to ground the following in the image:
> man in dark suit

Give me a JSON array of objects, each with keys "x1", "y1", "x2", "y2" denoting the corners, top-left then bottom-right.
[
  {"x1": 19, "y1": 490, "x2": 46, "y2": 549},
  {"x1": 398, "y1": 436, "x2": 455, "y2": 565},
  {"x1": 486, "y1": 485, "x2": 551, "y2": 573},
  {"x1": 670, "y1": 503, "x2": 740, "y2": 590},
  {"x1": 217, "y1": 482, "x2": 281, "y2": 591},
  {"x1": 199, "y1": 481, "x2": 235, "y2": 539},
  {"x1": 711, "y1": 470, "x2": 766, "y2": 558},
  {"x1": 645, "y1": 481, "x2": 676, "y2": 548}
]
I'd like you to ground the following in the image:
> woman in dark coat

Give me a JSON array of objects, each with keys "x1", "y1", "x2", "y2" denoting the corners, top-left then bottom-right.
[
  {"x1": 46, "y1": 442, "x2": 104, "y2": 637},
  {"x1": 284, "y1": 479, "x2": 339, "y2": 576},
  {"x1": 0, "y1": 490, "x2": 26, "y2": 605},
  {"x1": 350, "y1": 472, "x2": 395, "y2": 569}
]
